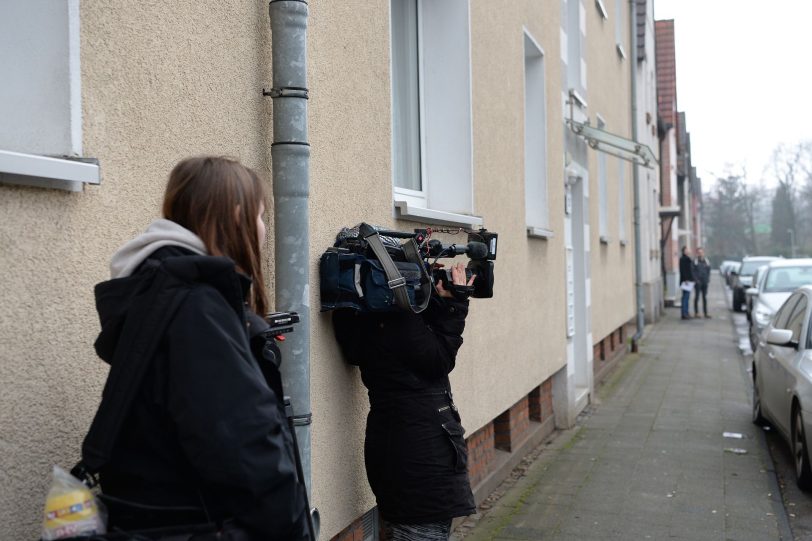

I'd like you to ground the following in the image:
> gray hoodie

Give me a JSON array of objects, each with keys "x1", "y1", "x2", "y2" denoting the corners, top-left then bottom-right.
[{"x1": 109, "y1": 219, "x2": 207, "y2": 278}]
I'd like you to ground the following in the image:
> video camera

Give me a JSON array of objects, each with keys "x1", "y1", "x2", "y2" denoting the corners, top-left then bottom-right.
[
  {"x1": 320, "y1": 223, "x2": 498, "y2": 314},
  {"x1": 371, "y1": 226, "x2": 498, "y2": 299}
]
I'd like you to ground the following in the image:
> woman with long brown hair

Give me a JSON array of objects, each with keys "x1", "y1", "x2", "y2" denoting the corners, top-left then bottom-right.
[{"x1": 79, "y1": 157, "x2": 309, "y2": 540}]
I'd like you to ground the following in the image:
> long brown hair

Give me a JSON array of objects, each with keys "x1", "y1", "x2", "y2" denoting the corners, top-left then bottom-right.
[{"x1": 163, "y1": 156, "x2": 269, "y2": 316}]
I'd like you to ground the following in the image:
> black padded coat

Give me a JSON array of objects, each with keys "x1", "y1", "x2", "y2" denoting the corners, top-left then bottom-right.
[
  {"x1": 332, "y1": 297, "x2": 476, "y2": 524},
  {"x1": 93, "y1": 246, "x2": 309, "y2": 540}
]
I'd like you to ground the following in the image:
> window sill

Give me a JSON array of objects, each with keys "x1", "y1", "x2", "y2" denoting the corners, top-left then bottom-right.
[
  {"x1": 0, "y1": 149, "x2": 100, "y2": 192},
  {"x1": 600, "y1": 235, "x2": 611, "y2": 244},
  {"x1": 616, "y1": 44, "x2": 627, "y2": 60},
  {"x1": 527, "y1": 227, "x2": 554, "y2": 239},
  {"x1": 394, "y1": 200, "x2": 484, "y2": 228}
]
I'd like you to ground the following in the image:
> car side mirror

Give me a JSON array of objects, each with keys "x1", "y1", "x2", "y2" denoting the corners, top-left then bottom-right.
[
  {"x1": 766, "y1": 328, "x2": 796, "y2": 348},
  {"x1": 746, "y1": 287, "x2": 759, "y2": 298}
]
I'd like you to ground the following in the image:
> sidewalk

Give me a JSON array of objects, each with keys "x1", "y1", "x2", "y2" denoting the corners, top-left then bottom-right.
[{"x1": 456, "y1": 279, "x2": 790, "y2": 541}]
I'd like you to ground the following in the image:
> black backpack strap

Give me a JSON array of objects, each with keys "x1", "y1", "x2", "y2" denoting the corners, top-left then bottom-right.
[
  {"x1": 73, "y1": 263, "x2": 192, "y2": 483},
  {"x1": 359, "y1": 223, "x2": 432, "y2": 314}
]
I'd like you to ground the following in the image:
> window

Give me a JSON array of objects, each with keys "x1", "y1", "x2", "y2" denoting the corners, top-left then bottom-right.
[
  {"x1": 786, "y1": 296, "x2": 808, "y2": 344},
  {"x1": 774, "y1": 294, "x2": 802, "y2": 330},
  {"x1": 618, "y1": 159, "x2": 626, "y2": 243},
  {"x1": 523, "y1": 31, "x2": 550, "y2": 236},
  {"x1": 615, "y1": 0, "x2": 626, "y2": 58},
  {"x1": 765, "y1": 266, "x2": 812, "y2": 293},
  {"x1": 391, "y1": 0, "x2": 477, "y2": 225},
  {"x1": 597, "y1": 116, "x2": 609, "y2": 242},
  {"x1": 566, "y1": 0, "x2": 584, "y2": 92},
  {"x1": 0, "y1": 0, "x2": 99, "y2": 191}
]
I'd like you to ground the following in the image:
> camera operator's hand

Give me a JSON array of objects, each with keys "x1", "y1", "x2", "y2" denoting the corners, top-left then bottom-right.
[{"x1": 435, "y1": 262, "x2": 476, "y2": 298}]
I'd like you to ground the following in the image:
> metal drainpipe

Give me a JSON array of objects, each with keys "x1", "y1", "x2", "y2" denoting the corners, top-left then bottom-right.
[
  {"x1": 630, "y1": 0, "x2": 646, "y2": 350},
  {"x1": 268, "y1": 0, "x2": 312, "y2": 497}
]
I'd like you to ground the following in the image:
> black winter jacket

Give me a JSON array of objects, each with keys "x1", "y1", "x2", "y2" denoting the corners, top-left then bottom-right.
[
  {"x1": 679, "y1": 254, "x2": 694, "y2": 283},
  {"x1": 692, "y1": 257, "x2": 711, "y2": 285},
  {"x1": 93, "y1": 246, "x2": 309, "y2": 540},
  {"x1": 332, "y1": 297, "x2": 476, "y2": 524}
]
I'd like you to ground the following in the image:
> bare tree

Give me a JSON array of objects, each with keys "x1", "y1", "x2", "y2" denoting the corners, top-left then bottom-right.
[{"x1": 770, "y1": 142, "x2": 812, "y2": 255}]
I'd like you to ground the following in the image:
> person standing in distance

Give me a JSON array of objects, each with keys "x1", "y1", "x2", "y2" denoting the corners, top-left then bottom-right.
[
  {"x1": 679, "y1": 246, "x2": 695, "y2": 320},
  {"x1": 692, "y1": 247, "x2": 711, "y2": 318},
  {"x1": 332, "y1": 262, "x2": 477, "y2": 540}
]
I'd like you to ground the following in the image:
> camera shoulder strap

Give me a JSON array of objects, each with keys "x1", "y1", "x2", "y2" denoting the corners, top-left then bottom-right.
[{"x1": 360, "y1": 224, "x2": 432, "y2": 314}]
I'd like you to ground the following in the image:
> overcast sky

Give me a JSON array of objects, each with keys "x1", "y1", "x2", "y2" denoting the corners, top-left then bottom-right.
[{"x1": 653, "y1": 0, "x2": 812, "y2": 188}]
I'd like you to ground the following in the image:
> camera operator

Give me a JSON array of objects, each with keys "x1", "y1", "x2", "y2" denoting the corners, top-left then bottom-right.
[{"x1": 333, "y1": 262, "x2": 477, "y2": 540}]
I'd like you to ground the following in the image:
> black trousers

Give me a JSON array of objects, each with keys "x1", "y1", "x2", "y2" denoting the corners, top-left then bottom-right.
[{"x1": 694, "y1": 282, "x2": 708, "y2": 315}]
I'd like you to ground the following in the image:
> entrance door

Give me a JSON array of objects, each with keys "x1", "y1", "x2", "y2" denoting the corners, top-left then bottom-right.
[{"x1": 565, "y1": 168, "x2": 590, "y2": 411}]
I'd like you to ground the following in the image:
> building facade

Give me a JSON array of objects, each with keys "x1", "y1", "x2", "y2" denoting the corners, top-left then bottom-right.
[
  {"x1": 634, "y1": 0, "x2": 663, "y2": 323},
  {"x1": 655, "y1": 18, "x2": 680, "y2": 304},
  {"x1": 1, "y1": 2, "x2": 652, "y2": 539}
]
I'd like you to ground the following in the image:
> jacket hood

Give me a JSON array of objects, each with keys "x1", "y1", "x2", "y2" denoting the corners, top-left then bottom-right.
[
  {"x1": 95, "y1": 248, "x2": 250, "y2": 365},
  {"x1": 109, "y1": 219, "x2": 207, "y2": 278}
]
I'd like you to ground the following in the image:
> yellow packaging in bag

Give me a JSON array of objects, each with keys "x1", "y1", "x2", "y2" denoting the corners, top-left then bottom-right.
[{"x1": 41, "y1": 466, "x2": 106, "y2": 540}]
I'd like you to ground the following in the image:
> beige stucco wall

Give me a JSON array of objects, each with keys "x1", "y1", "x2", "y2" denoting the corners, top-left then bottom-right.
[
  {"x1": 0, "y1": 2, "x2": 273, "y2": 538},
  {"x1": 0, "y1": 1, "x2": 625, "y2": 540},
  {"x1": 307, "y1": 0, "x2": 393, "y2": 535},
  {"x1": 309, "y1": 2, "x2": 568, "y2": 536},
  {"x1": 586, "y1": 0, "x2": 636, "y2": 341}
]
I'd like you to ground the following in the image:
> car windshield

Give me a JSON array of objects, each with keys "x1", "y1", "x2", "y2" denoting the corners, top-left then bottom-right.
[
  {"x1": 764, "y1": 266, "x2": 812, "y2": 292},
  {"x1": 740, "y1": 260, "x2": 774, "y2": 276}
]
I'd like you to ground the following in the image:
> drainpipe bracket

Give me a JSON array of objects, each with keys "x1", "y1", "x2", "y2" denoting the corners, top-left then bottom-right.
[
  {"x1": 292, "y1": 413, "x2": 313, "y2": 426},
  {"x1": 263, "y1": 86, "x2": 310, "y2": 99}
]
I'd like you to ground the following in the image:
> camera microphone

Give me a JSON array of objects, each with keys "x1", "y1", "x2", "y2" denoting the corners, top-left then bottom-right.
[
  {"x1": 427, "y1": 240, "x2": 488, "y2": 260},
  {"x1": 464, "y1": 241, "x2": 488, "y2": 260}
]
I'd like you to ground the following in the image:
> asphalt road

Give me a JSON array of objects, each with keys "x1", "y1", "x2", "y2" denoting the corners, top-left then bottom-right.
[{"x1": 728, "y1": 280, "x2": 812, "y2": 540}]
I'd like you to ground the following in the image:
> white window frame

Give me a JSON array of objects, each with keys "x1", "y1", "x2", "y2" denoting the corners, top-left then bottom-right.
[
  {"x1": 618, "y1": 159, "x2": 627, "y2": 244},
  {"x1": 597, "y1": 115, "x2": 609, "y2": 243},
  {"x1": 390, "y1": 0, "x2": 481, "y2": 228},
  {"x1": 0, "y1": 0, "x2": 99, "y2": 192},
  {"x1": 566, "y1": 0, "x2": 585, "y2": 96},
  {"x1": 523, "y1": 29, "x2": 552, "y2": 238}
]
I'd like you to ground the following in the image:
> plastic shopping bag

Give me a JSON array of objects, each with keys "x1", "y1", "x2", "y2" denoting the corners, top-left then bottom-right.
[{"x1": 41, "y1": 465, "x2": 106, "y2": 540}]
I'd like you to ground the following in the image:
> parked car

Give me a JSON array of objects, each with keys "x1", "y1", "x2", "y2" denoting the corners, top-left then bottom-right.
[
  {"x1": 720, "y1": 260, "x2": 737, "y2": 279},
  {"x1": 748, "y1": 259, "x2": 812, "y2": 350},
  {"x1": 752, "y1": 286, "x2": 812, "y2": 490},
  {"x1": 732, "y1": 256, "x2": 779, "y2": 311},
  {"x1": 724, "y1": 261, "x2": 741, "y2": 286},
  {"x1": 745, "y1": 265, "x2": 768, "y2": 322}
]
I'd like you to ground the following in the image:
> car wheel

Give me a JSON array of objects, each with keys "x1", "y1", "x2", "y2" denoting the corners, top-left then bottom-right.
[
  {"x1": 752, "y1": 373, "x2": 766, "y2": 426},
  {"x1": 793, "y1": 407, "x2": 812, "y2": 490}
]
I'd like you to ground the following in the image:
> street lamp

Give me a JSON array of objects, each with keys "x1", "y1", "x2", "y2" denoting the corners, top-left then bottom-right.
[{"x1": 788, "y1": 229, "x2": 797, "y2": 258}]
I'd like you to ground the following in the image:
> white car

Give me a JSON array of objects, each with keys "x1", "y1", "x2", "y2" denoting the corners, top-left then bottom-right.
[
  {"x1": 752, "y1": 285, "x2": 812, "y2": 489},
  {"x1": 748, "y1": 259, "x2": 812, "y2": 349}
]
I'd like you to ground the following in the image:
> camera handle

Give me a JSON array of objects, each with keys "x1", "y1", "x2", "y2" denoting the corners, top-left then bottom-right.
[
  {"x1": 359, "y1": 223, "x2": 432, "y2": 313},
  {"x1": 284, "y1": 397, "x2": 320, "y2": 540}
]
